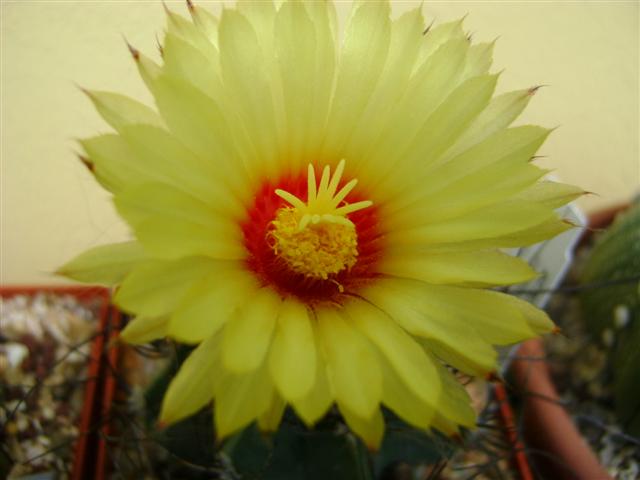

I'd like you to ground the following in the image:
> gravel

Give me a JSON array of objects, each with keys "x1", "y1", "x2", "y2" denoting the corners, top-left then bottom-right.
[{"x1": 1, "y1": 293, "x2": 99, "y2": 479}]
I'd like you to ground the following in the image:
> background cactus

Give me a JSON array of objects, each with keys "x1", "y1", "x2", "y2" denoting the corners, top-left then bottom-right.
[{"x1": 580, "y1": 200, "x2": 640, "y2": 436}]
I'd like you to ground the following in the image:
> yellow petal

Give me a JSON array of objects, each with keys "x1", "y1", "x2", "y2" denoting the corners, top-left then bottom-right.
[
  {"x1": 57, "y1": 241, "x2": 146, "y2": 285},
  {"x1": 160, "y1": 334, "x2": 220, "y2": 425},
  {"x1": 431, "y1": 357, "x2": 477, "y2": 428},
  {"x1": 162, "y1": 33, "x2": 222, "y2": 100},
  {"x1": 345, "y1": 299, "x2": 441, "y2": 408},
  {"x1": 339, "y1": 405, "x2": 385, "y2": 451},
  {"x1": 219, "y1": 8, "x2": 280, "y2": 178},
  {"x1": 299, "y1": 0, "x2": 337, "y2": 158},
  {"x1": 257, "y1": 392, "x2": 286, "y2": 433},
  {"x1": 79, "y1": 134, "x2": 144, "y2": 193},
  {"x1": 275, "y1": 0, "x2": 316, "y2": 164},
  {"x1": 387, "y1": 200, "x2": 555, "y2": 247},
  {"x1": 117, "y1": 179, "x2": 243, "y2": 226},
  {"x1": 417, "y1": 17, "x2": 466, "y2": 67},
  {"x1": 316, "y1": 308, "x2": 382, "y2": 418},
  {"x1": 291, "y1": 330, "x2": 334, "y2": 427},
  {"x1": 402, "y1": 73, "x2": 499, "y2": 175},
  {"x1": 118, "y1": 125, "x2": 232, "y2": 205},
  {"x1": 362, "y1": 281, "x2": 497, "y2": 377},
  {"x1": 133, "y1": 50, "x2": 162, "y2": 93},
  {"x1": 516, "y1": 180, "x2": 585, "y2": 209},
  {"x1": 114, "y1": 256, "x2": 215, "y2": 317},
  {"x1": 215, "y1": 364, "x2": 274, "y2": 440},
  {"x1": 414, "y1": 285, "x2": 537, "y2": 345},
  {"x1": 424, "y1": 125, "x2": 551, "y2": 199},
  {"x1": 423, "y1": 338, "x2": 496, "y2": 378},
  {"x1": 237, "y1": 0, "x2": 276, "y2": 48},
  {"x1": 431, "y1": 414, "x2": 461, "y2": 437},
  {"x1": 444, "y1": 90, "x2": 540, "y2": 161},
  {"x1": 169, "y1": 268, "x2": 260, "y2": 344},
  {"x1": 114, "y1": 183, "x2": 245, "y2": 260},
  {"x1": 83, "y1": 90, "x2": 163, "y2": 132},
  {"x1": 119, "y1": 316, "x2": 168, "y2": 345},
  {"x1": 422, "y1": 216, "x2": 573, "y2": 252},
  {"x1": 378, "y1": 250, "x2": 538, "y2": 287},
  {"x1": 190, "y1": 3, "x2": 219, "y2": 47},
  {"x1": 497, "y1": 293, "x2": 556, "y2": 334},
  {"x1": 388, "y1": 159, "x2": 546, "y2": 228},
  {"x1": 268, "y1": 298, "x2": 316, "y2": 400},
  {"x1": 460, "y1": 41, "x2": 495, "y2": 82},
  {"x1": 222, "y1": 287, "x2": 282, "y2": 373},
  {"x1": 152, "y1": 75, "x2": 248, "y2": 190},
  {"x1": 164, "y1": 7, "x2": 218, "y2": 63},
  {"x1": 323, "y1": 0, "x2": 391, "y2": 155},
  {"x1": 347, "y1": 6, "x2": 424, "y2": 165},
  {"x1": 377, "y1": 353, "x2": 435, "y2": 429},
  {"x1": 363, "y1": 37, "x2": 468, "y2": 186}
]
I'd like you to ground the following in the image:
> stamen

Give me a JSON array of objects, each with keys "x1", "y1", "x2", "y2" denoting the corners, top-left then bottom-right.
[
  {"x1": 331, "y1": 179, "x2": 358, "y2": 208},
  {"x1": 327, "y1": 159, "x2": 346, "y2": 197},
  {"x1": 268, "y1": 160, "x2": 373, "y2": 280},
  {"x1": 275, "y1": 160, "x2": 372, "y2": 229},
  {"x1": 274, "y1": 189, "x2": 306, "y2": 210},
  {"x1": 318, "y1": 165, "x2": 331, "y2": 197},
  {"x1": 335, "y1": 200, "x2": 374, "y2": 216},
  {"x1": 307, "y1": 164, "x2": 317, "y2": 202}
]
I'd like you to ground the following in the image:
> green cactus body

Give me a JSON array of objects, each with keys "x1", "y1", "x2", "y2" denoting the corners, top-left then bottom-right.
[{"x1": 580, "y1": 201, "x2": 640, "y2": 436}]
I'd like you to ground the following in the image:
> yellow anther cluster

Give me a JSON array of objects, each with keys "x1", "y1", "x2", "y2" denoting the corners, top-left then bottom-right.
[
  {"x1": 270, "y1": 207, "x2": 358, "y2": 279},
  {"x1": 269, "y1": 160, "x2": 372, "y2": 280}
]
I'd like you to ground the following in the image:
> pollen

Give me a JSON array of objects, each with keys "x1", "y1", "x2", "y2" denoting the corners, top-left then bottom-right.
[{"x1": 269, "y1": 160, "x2": 372, "y2": 280}]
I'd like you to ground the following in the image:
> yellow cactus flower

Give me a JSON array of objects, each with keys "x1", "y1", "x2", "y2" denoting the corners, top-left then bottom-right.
[{"x1": 60, "y1": 0, "x2": 583, "y2": 449}]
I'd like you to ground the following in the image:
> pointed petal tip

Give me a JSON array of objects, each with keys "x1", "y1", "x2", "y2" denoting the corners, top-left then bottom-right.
[
  {"x1": 528, "y1": 84, "x2": 549, "y2": 96},
  {"x1": 74, "y1": 83, "x2": 91, "y2": 96},
  {"x1": 77, "y1": 154, "x2": 95, "y2": 173},
  {"x1": 422, "y1": 18, "x2": 435, "y2": 35},
  {"x1": 365, "y1": 442, "x2": 380, "y2": 453},
  {"x1": 529, "y1": 155, "x2": 548, "y2": 162},
  {"x1": 256, "y1": 422, "x2": 279, "y2": 436},
  {"x1": 155, "y1": 34, "x2": 164, "y2": 57},
  {"x1": 186, "y1": 0, "x2": 194, "y2": 11},
  {"x1": 122, "y1": 36, "x2": 140, "y2": 61}
]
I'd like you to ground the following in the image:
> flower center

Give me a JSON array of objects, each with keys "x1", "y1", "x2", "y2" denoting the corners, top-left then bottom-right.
[
  {"x1": 241, "y1": 160, "x2": 382, "y2": 302},
  {"x1": 269, "y1": 207, "x2": 358, "y2": 280},
  {"x1": 269, "y1": 160, "x2": 372, "y2": 280}
]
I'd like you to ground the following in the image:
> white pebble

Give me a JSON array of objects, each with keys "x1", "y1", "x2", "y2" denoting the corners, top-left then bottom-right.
[
  {"x1": 4, "y1": 342, "x2": 29, "y2": 368},
  {"x1": 613, "y1": 304, "x2": 630, "y2": 329},
  {"x1": 41, "y1": 406, "x2": 55, "y2": 421}
]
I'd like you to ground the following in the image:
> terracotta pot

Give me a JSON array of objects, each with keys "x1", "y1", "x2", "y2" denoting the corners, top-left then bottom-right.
[{"x1": 511, "y1": 339, "x2": 611, "y2": 480}]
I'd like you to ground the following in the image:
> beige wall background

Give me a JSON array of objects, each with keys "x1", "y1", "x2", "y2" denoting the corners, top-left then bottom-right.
[{"x1": 1, "y1": 0, "x2": 639, "y2": 285}]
